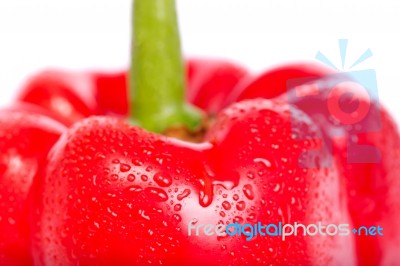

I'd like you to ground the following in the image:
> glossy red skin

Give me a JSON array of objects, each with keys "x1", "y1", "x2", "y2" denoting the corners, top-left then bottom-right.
[
  {"x1": 187, "y1": 58, "x2": 249, "y2": 114},
  {"x1": 31, "y1": 99, "x2": 355, "y2": 265},
  {"x1": 272, "y1": 78, "x2": 400, "y2": 265},
  {"x1": 17, "y1": 59, "x2": 247, "y2": 125},
  {"x1": 17, "y1": 70, "x2": 100, "y2": 126},
  {"x1": 222, "y1": 61, "x2": 335, "y2": 108},
  {"x1": 0, "y1": 107, "x2": 65, "y2": 265},
  {"x1": 93, "y1": 72, "x2": 128, "y2": 117}
]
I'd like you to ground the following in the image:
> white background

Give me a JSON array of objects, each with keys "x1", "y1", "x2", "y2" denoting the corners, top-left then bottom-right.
[{"x1": 0, "y1": 0, "x2": 399, "y2": 122}]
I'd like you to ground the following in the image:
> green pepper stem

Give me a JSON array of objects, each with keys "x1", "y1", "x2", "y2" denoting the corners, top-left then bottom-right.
[{"x1": 130, "y1": 0, "x2": 203, "y2": 133}]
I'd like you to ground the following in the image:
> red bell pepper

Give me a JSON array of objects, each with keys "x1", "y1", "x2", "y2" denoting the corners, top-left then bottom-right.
[{"x1": 28, "y1": 0, "x2": 358, "y2": 265}]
